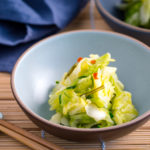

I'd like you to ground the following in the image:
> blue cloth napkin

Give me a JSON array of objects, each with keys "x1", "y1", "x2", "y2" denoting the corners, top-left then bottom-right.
[{"x1": 0, "y1": 0, "x2": 88, "y2": 72}]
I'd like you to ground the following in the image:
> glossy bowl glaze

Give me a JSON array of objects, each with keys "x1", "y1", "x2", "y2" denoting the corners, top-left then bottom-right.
[
  {"x1": 11, "y1": 30, "x2": 150, "y2": 142},
  {"x1": 95, "y1": 0, "x2": 150, "y2": 46}
]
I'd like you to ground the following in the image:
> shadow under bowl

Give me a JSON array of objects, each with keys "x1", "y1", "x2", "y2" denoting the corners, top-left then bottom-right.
[
  {"x1": 95, "y1": 0, "x2": 150, "y2": 46},
  {"x1": 11, "y1": 30, "x2": 150, "y2": 142}
]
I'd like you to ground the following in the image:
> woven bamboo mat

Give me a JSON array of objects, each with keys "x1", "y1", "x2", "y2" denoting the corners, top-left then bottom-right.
[{"x1": 0, "y1": 3, "x2": 150, "y2": 150}]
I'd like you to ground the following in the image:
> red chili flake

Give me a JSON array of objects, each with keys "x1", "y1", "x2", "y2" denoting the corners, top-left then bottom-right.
[
  {"x1": 77, "y1": 57, "x2": 83, "y2": 62},
  {"x1": 90, "y1": 60, "x2": 96, "y2": 64},
  {"x1": 93, "y1": 72, "x2": 98, "y2": 79}
]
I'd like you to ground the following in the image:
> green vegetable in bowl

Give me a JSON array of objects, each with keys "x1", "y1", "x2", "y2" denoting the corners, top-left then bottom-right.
[
  {"x1": 48, "y1": 53, "x2": 138, "y2": 128},
  {"x1": 117, "y1": 0, "x2": 150, "y2": 28}
]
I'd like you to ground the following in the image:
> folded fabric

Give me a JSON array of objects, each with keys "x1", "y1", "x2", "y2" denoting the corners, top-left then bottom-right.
[{"x1": 0, "y1": 0, "x2": 88, "y2": 72}]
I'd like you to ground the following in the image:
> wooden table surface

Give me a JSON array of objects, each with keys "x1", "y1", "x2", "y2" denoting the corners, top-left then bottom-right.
[{"x1": 0, "y1": 3, "x2": 150, "y2": 150}]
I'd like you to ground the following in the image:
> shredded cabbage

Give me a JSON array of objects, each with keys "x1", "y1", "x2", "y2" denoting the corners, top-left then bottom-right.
[
  {"x1": 118, "y1": 0, "x2": 150, "y2": 28},
  {"x1": 48, "y1": 53, "x2": 138, "y2": 128}
]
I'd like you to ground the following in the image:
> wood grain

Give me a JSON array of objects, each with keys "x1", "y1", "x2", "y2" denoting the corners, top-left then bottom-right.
[{"x1": 0, "y1": 2, "x2": 150, "y2": 150}]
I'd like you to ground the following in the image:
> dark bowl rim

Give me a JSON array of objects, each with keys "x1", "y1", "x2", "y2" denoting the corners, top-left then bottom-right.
[
  {"x1": 11, "y1": 29, "x2": 150, "y2": 133},
  {"x1": 95, "y1": 0, "x2": 150, "y2": 33}
]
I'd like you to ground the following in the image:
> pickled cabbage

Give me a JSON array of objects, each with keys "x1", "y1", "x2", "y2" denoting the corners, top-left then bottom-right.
[
  {"x1": 48, "y1": 53, "x2": 138, "y2": 128},
  {"x1": 118, "y1": 0, "x2": 150, "y2": 28}
]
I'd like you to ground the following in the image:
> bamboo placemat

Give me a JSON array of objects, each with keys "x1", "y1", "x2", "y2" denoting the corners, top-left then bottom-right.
[{"x1": 0, "y1": 3, "x2": 150, "y2": 150}]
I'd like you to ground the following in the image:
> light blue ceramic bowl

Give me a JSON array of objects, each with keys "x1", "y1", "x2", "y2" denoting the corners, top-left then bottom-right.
[{"x1": 11, "y1": 30, "x2": 150, "y2": 141}]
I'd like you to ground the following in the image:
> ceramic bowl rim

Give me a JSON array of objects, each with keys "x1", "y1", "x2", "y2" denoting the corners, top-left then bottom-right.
[
  {"x1": 95, "y1": 0, "x2": 150, "y2": 33},
  {"x1": 11, "y1": 29, "x2": 150, "y2": 133}
]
